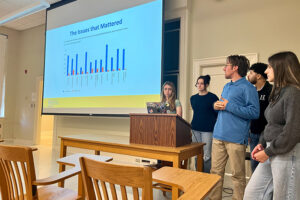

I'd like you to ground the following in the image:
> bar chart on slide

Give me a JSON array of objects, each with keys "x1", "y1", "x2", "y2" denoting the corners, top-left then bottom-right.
[
  {"x1": 66, "y1": 46, "x2": 126, "y2": 75},
  {"x1": 64, "y1": 44, "x2": 127, "y2": 89}
]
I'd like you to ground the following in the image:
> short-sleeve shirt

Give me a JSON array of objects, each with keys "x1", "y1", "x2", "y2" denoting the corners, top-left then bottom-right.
[
  {"x1": 162, "y1": 99, "x2": 181, "y2": 114},
  {"x1": 190, "y1": 92, "x2": 219, "y2": 132}
]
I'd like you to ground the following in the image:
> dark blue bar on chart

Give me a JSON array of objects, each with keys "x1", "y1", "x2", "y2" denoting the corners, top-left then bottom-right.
[
  {"x1": 67, "y1": 55, "x2": 69, "y2": 76},
  {"x1": 100, "y1": 59, "x2": 103, "y2": 72},
  {"x1": 117, "y1": 49, "x2": 119, "y2": 71},
  {"x1": 90, "y1": 62, "x2": 92, "y2": 73},
  {"x1": 95, "y1": 60, "x2": 97, "y2": 72},
  {"x1": 76, "y1": 54, "x2": 78, "y2": 75},
  {"x1": 122, "y1": 49, "x2": 125, "y2": 70},
  {"x1": 85, "y1": 52, "x2": 87, "y2": 74},
  {"x1": 71, "y1": 58, "x2": 73, "y2": 75},
  {"x1": 111, "y1": 57, "x2": 113, "y2": 71},
  {"x1": 105, "y1": 44, "x2": 108, "y2": 72}
]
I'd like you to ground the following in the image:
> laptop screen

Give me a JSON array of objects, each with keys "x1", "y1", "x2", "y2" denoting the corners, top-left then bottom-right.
[{"x1": 146, "y1": 102, "x2": 167, "y2": 114}]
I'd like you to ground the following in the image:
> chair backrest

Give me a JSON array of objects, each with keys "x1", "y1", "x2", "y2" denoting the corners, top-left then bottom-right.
[
  {"x1": 79, "y1": 157, "x2": 153, "y2": 200},
  {"x1": 0, "y1": 145, "x2": 37, "y2": 200}
]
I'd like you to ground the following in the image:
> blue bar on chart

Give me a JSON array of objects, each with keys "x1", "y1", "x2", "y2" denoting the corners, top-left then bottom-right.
[
  {"x1": 90, "y1": 62, "x2": 92, "y2": 73},
  {"x1": 100, "y1": 59, "x2": 103, "y2": 72},
  {"x1": 122, "y1": 49, "x2": 125, "y2": 70},
  {"x1": 76, "y1": 54, "x2": 78, "y2": 75},
  {"x1": 105, "y1": 44, "x2": 108, "y2": 72},
  {"x1": 117, "y1": 49, "x2": 119, "y2": 71},
  {"x1": 95, "y1": 60, "x2": 97, "y2": 73},
  {"x1": 85, "y1": 52, "x2": 88, "y2": 74},
  {"x1": 66, "y1": 45, "x2": 126, "y2": 76},
  {"x1": 71, "y1": 58, "x2": 74, "y2": 75},
  {"x1": 67, "y1": 55, "x2": 69, "y2": 76}
]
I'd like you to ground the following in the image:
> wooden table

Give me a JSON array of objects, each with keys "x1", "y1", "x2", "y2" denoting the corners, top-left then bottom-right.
[
  {"x1": 59, "y1": 134, "x2": 204, "y2": 172},
  {"x1": 153, "y1": 167, "x2": 220, "y2": 200},
  {"x1": 59, "y1": 134, "x2": 204, "y2": 188}
]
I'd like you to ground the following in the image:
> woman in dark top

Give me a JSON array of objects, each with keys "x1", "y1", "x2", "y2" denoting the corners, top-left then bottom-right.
[
  {"x1": 190, "y1": 75, "x2": 218, "y2": 173},
  {"x1": 244, "y1": 51, "x2": 300, "y2": 200}
]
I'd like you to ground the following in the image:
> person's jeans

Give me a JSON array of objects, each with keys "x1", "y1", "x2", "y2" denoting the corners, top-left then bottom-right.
[
  {"x1": 249, "y1": 132, "x2": 260, "y2": 172},
  {"x1": 244, "y1": 143, "x2": 300, "y2": 200},
  {"x1": 192, "y1": 130, "x2": 212, "y2": 173}
]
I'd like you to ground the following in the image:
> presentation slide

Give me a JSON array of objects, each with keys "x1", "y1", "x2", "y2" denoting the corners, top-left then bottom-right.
[{"x1": 43, "y1": 0, "x2": 163, "y2": 115}]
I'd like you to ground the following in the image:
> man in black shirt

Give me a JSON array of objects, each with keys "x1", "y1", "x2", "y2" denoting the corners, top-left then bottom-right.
[{"x1": 247, "y1": 63, "x2": 273, "y2": 172}]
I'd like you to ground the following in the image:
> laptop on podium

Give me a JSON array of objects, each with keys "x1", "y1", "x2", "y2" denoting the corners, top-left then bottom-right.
[{"x1": 146, "y1": 102, "x2": 167, "y2": 114}]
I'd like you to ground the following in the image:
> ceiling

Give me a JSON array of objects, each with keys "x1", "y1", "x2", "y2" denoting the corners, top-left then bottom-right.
[{"x1": 0, "y1": 0, "x2": 61, "y2": 31}]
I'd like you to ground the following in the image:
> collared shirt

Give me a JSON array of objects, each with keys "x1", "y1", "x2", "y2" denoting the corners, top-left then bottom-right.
[{"x1": 213, "y1": 77, "x2": 260, "y2": 144}]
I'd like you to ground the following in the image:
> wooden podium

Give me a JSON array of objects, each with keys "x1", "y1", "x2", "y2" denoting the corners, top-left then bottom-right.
[{"x1": 129, "y1": 114, "x2": 191, "y2": 147}]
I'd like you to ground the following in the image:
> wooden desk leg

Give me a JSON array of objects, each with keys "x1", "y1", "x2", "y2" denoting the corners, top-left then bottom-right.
[
  {"x1": 172, "y1": 157, "x2": 180, "y2": 200},
  {"x1": 197, "y1": 148, "x2": 204, "y2": 172},
  {"x1": 172, "y1": 157, "x2": 181, "y2": 168},
  {"x1": 58, "y1": 140, "x2": 67, "y2": 187}
]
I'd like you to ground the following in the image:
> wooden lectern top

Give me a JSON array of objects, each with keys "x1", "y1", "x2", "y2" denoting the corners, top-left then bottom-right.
[
  {"x1": 130, "y1": 113, "x2": 192, "y2": 147},
  {"x1": 130, "y1": 113, "x2": 191, "y2": 127}
]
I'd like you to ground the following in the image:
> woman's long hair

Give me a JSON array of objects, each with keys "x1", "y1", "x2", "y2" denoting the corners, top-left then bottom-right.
[
  {"x1": 161, "y1": 81, "x2": 176, "y2": 111},
  {"x1": 268, "y1": 51, "x2": 300, "y2": 103}
]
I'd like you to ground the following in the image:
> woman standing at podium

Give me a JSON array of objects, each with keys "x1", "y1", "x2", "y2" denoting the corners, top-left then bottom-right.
[
  {"x1": 190, "y1": 75, "x2": 218, "y2": 173},
  {"x1": 161, "y1": 81, "x2": 182, "y2": 117},
  {"x1": 156, "y1": 81, "x2": 182, "y2": 168}
]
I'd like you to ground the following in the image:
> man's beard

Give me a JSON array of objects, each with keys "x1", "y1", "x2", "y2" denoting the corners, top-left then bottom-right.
[{"x1": 249, "y1": 78, "x2": 257, "y2": 84}]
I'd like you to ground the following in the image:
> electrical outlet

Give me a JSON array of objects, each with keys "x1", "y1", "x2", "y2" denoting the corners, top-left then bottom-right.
[{"x1": 135, "y1": 158, "x2": 141, "y2": 163}]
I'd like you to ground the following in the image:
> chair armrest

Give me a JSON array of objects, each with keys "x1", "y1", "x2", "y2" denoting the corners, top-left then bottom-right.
[{"x1": 33, "y1": 167, "x2": 80, "y2": 186}]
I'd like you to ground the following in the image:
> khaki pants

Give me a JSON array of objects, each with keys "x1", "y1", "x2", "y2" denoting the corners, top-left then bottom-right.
[{"x1": 208, "y1": 139, "x2": 246, "y2": 200}]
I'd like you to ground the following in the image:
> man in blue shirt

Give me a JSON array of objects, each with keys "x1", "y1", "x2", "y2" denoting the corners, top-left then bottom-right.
[{"x1": 208, "y1": 55, "x2": 259, "y2": 200}]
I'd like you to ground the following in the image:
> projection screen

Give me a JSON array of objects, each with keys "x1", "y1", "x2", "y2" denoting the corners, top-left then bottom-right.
[{"x1": 43, "y1": 0, "x2": 163, "y2": 115}]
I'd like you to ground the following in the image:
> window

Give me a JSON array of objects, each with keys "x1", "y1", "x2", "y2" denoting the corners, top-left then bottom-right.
[
  {"x1": 0, "y1": 34, "x2": 7, "y2": 118},
  {"x1": 163, "y1": 19, "x2": 180, "y2": 96}
]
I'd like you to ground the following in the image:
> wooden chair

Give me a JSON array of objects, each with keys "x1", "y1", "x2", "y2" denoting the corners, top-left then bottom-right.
[
  {"x1": 79, "y1": 157, "x2": 153, "y2": 200},
  {"x1": 0, "y1": 144, "x2": 80, "y2": 200}
]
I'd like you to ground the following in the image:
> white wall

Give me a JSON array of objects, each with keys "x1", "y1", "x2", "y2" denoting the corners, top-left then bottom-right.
[
  {"x1": 13, "y1": 25, "x2": 45, "y2": 141},
  {"x1": 189, "y1": 0, "x2": 300, "y2": 60},
  {"x1": 187, "y1": 0, "x2": 300, "y2": 117},
  {"x1": 2, "y1": 0, "x2": 300, "y2": 144},
  {"x1": 0, "y1": 27, "x2": 20, "y2": 139}
]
